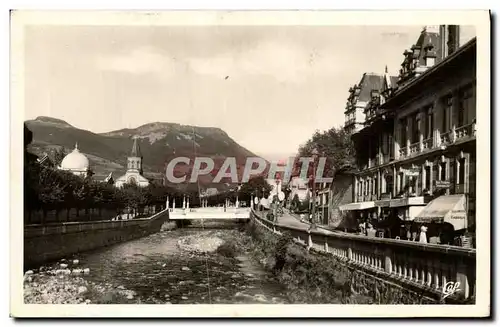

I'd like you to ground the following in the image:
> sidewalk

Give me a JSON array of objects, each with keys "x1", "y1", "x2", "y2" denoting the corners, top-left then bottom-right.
[{"x1": 274, "y1": 210, "x2": 336, "y2": 236}]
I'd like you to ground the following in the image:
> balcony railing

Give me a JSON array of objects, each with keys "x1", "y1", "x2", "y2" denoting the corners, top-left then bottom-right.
[
  {"x1": 422, "y1": 138, "x2": 433, "y2": 150},
  {"x1": 409, "y1": 142, "x2": 420, "y2": 155},
  {"x1": 399, "y1": 147, "x2": 408, "y2": 158},
  {"x1": 455, "y1": 123, "x2": 474, "y2": 140},
  {"x1": 440, "y1": 132, "x2": 451, "y2": 145}
]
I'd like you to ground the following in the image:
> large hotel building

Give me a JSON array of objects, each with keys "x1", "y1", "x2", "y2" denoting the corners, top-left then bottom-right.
[{"x1": 339, "y1": 25, "x2": 476, "y2": 245}]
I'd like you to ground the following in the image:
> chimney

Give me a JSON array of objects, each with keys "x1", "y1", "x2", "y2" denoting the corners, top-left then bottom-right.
[
  {"x1": 439, "y1": 25, "x2": 461, "y2": 60},
  {"x1": 447, "y1": 25, "x2": 460, "y2": 55}
]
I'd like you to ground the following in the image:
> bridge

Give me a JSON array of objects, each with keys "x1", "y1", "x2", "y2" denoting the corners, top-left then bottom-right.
[{"x1": 168, "y1": 207, "x2": 251, "y2": 220}]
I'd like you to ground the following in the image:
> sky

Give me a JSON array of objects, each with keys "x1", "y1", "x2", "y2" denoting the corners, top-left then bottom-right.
[{"x1": 24, "y1": 25, "x2": 475, "y2": 160}]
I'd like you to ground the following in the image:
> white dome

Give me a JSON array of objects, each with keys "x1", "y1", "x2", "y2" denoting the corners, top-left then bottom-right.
[{"x1": 60, "y1": 144, "x2": 89, "y2": 171}]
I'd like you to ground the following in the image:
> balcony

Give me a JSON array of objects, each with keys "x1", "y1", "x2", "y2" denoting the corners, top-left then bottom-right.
[
  {"x1": 399, "y1": 147, "x2": 408, "y2": 158},
  {"x1": 409, "y1": 142, "x2": 420, "y2": 155},
  {"x1": 422, "y1": 138, "x2": 433, "y2": 150},
  {"x1": 440, "y1": 132, "x2": 451, "y2": 145},
  {"x1": 455, "y1": 123, "x2": 475, "y2": 140}
]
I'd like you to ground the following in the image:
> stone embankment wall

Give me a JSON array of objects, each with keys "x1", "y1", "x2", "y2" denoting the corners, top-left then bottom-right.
[{"x1": 24, "y1": 209, "x2": 169, "y2": 268}]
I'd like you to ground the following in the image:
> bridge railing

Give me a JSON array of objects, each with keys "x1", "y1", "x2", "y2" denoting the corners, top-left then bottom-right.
[{"x1": 251, "y1": 209, "x2": 476, "y2": 302}]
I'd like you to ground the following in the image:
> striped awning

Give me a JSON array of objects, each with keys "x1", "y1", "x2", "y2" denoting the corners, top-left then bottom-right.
[
  {"x1": 414, "y1": 194, "x2": 467, "y2": 230},
  {"x1": 339, "y1": 201, "x2": 375, "y2": 211}
]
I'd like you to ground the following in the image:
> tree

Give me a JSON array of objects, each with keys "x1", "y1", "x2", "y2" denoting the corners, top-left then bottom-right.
[
  {"x1": 238, "y1": 176, "x2": 272, "y2": 200},
  {"x1": 53, "y1": 147, "x2": 67, "y2": 167},
  {"x1": 293, "y1": 126, "x2": 356, "y2": 181}
]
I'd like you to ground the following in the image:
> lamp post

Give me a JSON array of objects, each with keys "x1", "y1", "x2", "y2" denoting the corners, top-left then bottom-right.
[
  {"x1": 310, "y1": 148, "x2": 319, "y2": 227},
  {"x1": 261, "y1": 187, "x2": 265, "y2": 211}
]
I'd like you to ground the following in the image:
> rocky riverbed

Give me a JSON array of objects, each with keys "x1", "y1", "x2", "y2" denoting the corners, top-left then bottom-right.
[{"x1": 24, "y1": 227, "x2": 288, "y2": 304}]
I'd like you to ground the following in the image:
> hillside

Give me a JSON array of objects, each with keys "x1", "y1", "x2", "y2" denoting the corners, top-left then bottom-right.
[{"x1": 25, "y1": 116, "x2": 262, "y2": 189}]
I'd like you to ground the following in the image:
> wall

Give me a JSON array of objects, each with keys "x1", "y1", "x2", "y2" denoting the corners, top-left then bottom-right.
[
  {"x1": 328, "y1": 173, "x2": 355, "y2": 229},
  {"x1": 24, "y1": 209, "x2": 169, "y2": 268}
]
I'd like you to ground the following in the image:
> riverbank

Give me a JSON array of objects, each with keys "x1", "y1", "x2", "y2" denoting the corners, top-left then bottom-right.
[{"x1": 244, "y1": 220, "x2": 437, "y2": 304}]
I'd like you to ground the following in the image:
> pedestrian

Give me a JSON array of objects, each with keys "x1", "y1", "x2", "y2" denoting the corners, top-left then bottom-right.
[{"x1": 419, "y1": 225, "x2": 428, "y2": 243}]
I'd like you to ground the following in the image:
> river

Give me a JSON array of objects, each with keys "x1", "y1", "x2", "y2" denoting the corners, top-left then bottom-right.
[{"x1": 68, "y1": 226, "x2": 288, "y2": 304}]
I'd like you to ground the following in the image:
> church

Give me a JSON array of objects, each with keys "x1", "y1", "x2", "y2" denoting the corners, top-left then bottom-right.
[{"x1": 114, "y1": 138, "x2": 150, "y2": 188}]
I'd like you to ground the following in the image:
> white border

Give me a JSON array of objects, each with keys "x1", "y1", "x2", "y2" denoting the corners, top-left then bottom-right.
[{"x1": 9, "y1": 9, "x2": 491, "y2": 318}]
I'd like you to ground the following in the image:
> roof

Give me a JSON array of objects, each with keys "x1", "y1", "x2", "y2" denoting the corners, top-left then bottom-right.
[
  {"x1": 357, "y1": 73, "x2": 384, "y2": 102},
  {"x1": 60, "y1": 143, "x2": 89, "y2": 170},
  {"x1": 130, "y1": 137, "x2": 142, "y2": 157},
  {"x1": 382, "y1": 37, "x2": 476, "y2": 108},
  {"x1": 93, "y1": 172, "x2": 114, "y2": 183},
  {"x1": 411, "y1": 27, "x2": 442, "y2": 67},
  {"x1": 390, "y1": 76, "x2": 399, "y2": 87}
]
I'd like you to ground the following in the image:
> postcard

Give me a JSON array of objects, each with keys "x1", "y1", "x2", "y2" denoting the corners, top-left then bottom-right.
[{"x1": 10, "y1": 10, "x2": 491, "y2": 318}]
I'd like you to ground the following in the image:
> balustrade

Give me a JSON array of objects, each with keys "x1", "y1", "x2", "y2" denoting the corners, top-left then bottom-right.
[
  {"x1": 440, "y1": 132, "x2": 451, "y2": 145},
  {"x1": 455, "y1": 123, "x2": 474, "y2": 140},
  {"x1": 422, "y1": 138, "x2": 433, "y2": 150},
  {"x1": 409, "y1": 142, "x2": 420, "y2": 155},
  {"x1": 252, "y1": 209, "x2": 476, "y2": 302},
  {"x1": 399, "y1": 147, "x2": 408, "y2": 158}
]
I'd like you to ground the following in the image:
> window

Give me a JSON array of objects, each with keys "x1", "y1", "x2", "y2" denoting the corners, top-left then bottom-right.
[
  {"x1": 385, "y1": 175, "x2": 393, "y2": 196},
  {"x1": 400, "y1": 119, "x2": 407, "y2": 145},
  {"x1": 425, "y1": 166, "x2": 431, "y2": 191},
  {"x1": 440, "y1": 162, "x2": 447, "y2": 181},
  {"x1": 388, "y1": 134, "x2": 394, "y2": 159},
  {"x1": 426, "y1": 106, "x2": 434, "y2": 139},
  {"x1": 412, "y1": 114, "x2": 419, "y2": 143},
  {"x1": 442, "y1": 95, "x2": 452, "y2": 132},
  {"x1": 459, "y1": 85, "x2": 473, "y2": 127},
  {"x1": 458, "y1": 158, "x2": 466, "y2": 185}
]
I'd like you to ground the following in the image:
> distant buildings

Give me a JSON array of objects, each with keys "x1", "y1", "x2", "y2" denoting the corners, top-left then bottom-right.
[
  {"x1": 114, "y1": 138, "x2": 150, "y2": 188},
  {"x1": 53, "y1": 137, "x2": 151, "y2": 188}
]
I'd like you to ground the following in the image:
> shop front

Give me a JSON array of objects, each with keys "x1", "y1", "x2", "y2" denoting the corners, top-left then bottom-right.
[
  {"x1": 338, "y1": 201, "x2": 377, "y2": 234},
  {"x1": 386, "y1": 196, "x2": 429, "y2": 240},
  {"x1": 413, "y1": 194, "x2": 470, "y2": 246}
]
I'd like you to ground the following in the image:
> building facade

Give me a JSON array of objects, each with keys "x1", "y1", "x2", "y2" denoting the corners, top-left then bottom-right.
[{"x1": 340, "y1": 26, "x2": 476, "y2": 244}]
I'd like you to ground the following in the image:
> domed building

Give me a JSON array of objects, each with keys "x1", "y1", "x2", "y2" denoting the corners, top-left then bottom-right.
[
  {"x1": 114, "y1": 138, "x2": 150, "y2": 188},
  {"x1": 59, "y1": 143, "x2": 91, "y2": 177}
]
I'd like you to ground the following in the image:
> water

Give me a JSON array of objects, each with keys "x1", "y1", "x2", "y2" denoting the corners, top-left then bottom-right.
[{"x1": 77, "y1": 228, "x2": 288, "y2": 304}]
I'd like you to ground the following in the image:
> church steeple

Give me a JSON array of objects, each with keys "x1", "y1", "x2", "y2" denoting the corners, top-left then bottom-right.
[
  {"x1": 130, "y1": 137, "x2": 142, "y2": 157},
  {"x1": 127, "y1": 137, "x2": 143, "y2": 174}
]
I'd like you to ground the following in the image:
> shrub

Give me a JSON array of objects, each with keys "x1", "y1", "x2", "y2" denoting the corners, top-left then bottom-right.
[{"x1": 216, "y1": 240, "x2": 238, "y2": 258}]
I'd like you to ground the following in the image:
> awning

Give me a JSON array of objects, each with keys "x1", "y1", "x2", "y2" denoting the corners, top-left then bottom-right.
[
  {"x1": 339, "y1": 201, "x2": 375, "y2": 211},
  {"x1": 414, "y1": 194, "x2": 467, "y2": 230}
]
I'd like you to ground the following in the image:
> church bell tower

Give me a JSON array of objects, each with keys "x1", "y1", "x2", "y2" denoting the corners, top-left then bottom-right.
[{"x1": 127, "y1": 137, "x2": 143, "y2": 175}]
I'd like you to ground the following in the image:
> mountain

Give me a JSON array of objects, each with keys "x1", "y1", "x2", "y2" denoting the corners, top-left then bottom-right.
[{"x1": 25, "y1": 116, "x2": 262, "y2": 190}]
